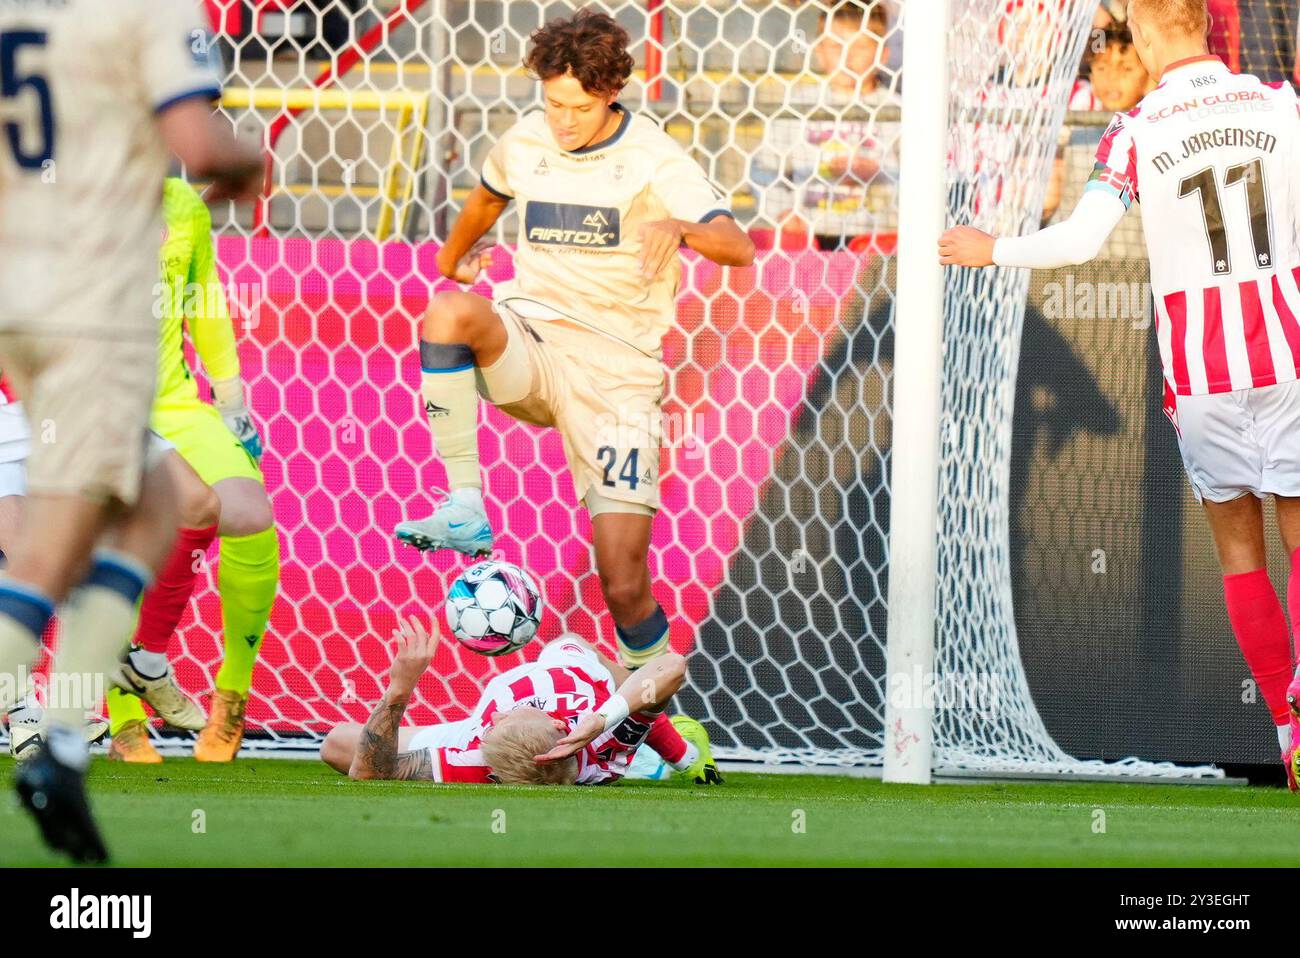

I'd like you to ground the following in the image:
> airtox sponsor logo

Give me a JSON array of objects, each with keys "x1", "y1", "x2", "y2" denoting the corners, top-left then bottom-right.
[{"x1": 524, "y1": 202, "x2": 620, "y2": 247}]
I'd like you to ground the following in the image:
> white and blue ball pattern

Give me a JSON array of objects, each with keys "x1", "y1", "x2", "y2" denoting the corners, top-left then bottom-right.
[{"x1": 445, "y1": 560, "x2": 543, "y2": 656}]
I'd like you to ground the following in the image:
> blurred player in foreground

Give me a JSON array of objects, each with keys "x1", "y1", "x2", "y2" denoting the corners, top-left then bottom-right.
[
  {"x1": 0, "y1": 0, "x2": 262, "y2": 862},
  {"x1": 0, "y1": 424, "x2": 199, "y2": 757},
  {"x1": 940, "y1": 0, "x2": 1300, "y2": 789},
  {"x1": 320, "y1": 617, "x2": 714, "y2": 786},
  {"x1": 392, "y1": 11, "x2": 749, "y2": 770}
]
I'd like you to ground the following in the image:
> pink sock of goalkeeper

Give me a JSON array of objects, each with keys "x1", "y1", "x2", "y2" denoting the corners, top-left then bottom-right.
[{"x1": 1222, "y1": 568, "x2": 1293, "y2": 742}]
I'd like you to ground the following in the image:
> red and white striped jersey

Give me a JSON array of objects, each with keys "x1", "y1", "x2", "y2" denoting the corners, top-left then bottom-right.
[
  {"x1": 425, "y1": 640, "x2": 649, "y2": 786},
  {"x1": 1087, "y1": 55, "x2": 1300, "y2": 396}
]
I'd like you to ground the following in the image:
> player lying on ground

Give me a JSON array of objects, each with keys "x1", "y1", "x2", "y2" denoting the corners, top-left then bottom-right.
[
  {"x1": 0, "y1": 0, "x2": 263, "y2": 863},
  {"x1": 393, "y1": 11, "x2": 753, "y2": 698},
  {"x1": 939, "y1": 0, "x2": 1300, "y2": 789},
  {"x1": 321, "y1": 618, "x2": 718, "y2": 785}
]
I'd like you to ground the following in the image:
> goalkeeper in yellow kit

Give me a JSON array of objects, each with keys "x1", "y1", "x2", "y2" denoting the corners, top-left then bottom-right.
[{"x1": 105, "y1": 177, "x2": 281, "y2": 763}]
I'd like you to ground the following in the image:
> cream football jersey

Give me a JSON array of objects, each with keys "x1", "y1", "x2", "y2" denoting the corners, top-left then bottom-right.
[
  {"x1": 0, "y1": 0, "x2": 221, "y2": 338},
  {"x1": 480, "y1": 105, "x2": 730, "y2": 360}
]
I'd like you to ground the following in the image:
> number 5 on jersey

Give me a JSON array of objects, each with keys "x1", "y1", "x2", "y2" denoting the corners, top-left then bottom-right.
[{"x1": 1, "y1": 30, "x2": 55, "y2": 169}]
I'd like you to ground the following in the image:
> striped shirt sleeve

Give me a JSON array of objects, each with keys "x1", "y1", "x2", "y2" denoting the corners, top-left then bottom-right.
[{"x1": 1085, "y1": 111, "x2": 1139, "y2": 209}]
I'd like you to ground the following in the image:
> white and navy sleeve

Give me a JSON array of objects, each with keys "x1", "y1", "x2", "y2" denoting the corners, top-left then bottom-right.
[{"x1": 138, "y1": 0, "x2": 222, "y2": 114}]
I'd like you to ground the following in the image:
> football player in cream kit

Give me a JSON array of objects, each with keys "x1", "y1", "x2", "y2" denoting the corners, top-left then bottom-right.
[
  {"x1": 940, "y1": 0, "x2": 1300, "y2": 789},
  {"x1": 395, "y1": 11, "x2": 752, "y2": 717},
  {"x1": 0, "y1": 0, "x2": 262, "y2": 860}
]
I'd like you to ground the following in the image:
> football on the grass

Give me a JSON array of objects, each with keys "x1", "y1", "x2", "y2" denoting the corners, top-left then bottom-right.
[{"x1": 445, "y1": 560, "x2": 543, "y2": 656}]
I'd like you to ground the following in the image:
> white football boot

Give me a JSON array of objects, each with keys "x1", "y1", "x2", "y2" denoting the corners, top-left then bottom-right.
[
  {"x1": 395, "y1": 490, "x2": 494, "y2": 557},
  {"x1": 111, "y1": 649, "x2": 206, "y2": 730},
  {"x1": 7, "y1": 696, "x2": 109, "y2": 763}
]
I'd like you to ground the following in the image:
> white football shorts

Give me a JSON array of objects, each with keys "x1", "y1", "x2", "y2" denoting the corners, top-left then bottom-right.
[{"x1": 1167, "y1": 379, "x2": 1300, "y2": 502}]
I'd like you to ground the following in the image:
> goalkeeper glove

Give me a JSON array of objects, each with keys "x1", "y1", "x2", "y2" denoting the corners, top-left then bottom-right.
[{"x1": 211, "y1": 375, "x2": 264, "y2": 464}]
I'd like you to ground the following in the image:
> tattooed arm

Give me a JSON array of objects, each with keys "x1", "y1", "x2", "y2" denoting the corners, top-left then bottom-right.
[{"x1": 349, "y1": 615, "x2": 437, "y2": 782}]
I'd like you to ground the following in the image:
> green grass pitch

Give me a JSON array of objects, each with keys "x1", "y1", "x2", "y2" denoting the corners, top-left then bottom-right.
[{"x1": 2, "y1": 757, "x2": 1296, "y2": 867}]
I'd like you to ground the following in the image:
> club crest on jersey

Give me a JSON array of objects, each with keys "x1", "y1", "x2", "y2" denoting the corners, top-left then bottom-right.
[{"x1": 524, "y1": 202, "x2": 620, "y2": 248}]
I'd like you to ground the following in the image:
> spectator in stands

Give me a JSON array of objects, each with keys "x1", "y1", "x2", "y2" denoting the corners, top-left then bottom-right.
[
  {"x1": 1044, "y1": 23, "x2": 1153, "y2": 222},
  {"x1": 748, "y1": 0, "x2": 899, "y2": 250},
  {"x1": 1088, "y1": 22, "x2": 1155, "y2": 112}
]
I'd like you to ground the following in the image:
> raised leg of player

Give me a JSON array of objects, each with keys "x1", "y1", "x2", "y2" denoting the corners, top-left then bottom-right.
[
  {"x1": 394, "y1": 292, "x2": 504, "y2": 555},
  {"x1": 1203, "y1": 495, "x2": 1294, "y2": 760}
]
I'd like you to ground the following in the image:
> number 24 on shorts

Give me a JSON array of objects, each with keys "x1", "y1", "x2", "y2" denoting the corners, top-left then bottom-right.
[{"x1": 596, "y1": 446, "x2": 651, "y2": 490}]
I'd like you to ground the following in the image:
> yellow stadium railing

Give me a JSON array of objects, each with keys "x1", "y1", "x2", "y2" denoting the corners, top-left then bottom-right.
[{"x1": 221, "y1": 88, "x2": 430, "y2": 241}]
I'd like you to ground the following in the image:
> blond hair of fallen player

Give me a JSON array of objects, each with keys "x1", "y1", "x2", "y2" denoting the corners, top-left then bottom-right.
[{"x1": 392, "y1": 10, "x2": 753, "y2": 783}]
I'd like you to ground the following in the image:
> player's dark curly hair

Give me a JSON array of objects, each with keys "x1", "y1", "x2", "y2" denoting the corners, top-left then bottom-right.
[{"x1": 524, "y1": 9, "x2": 635, "y2": 97}]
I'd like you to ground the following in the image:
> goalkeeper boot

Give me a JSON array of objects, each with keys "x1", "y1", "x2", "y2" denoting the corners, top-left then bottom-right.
[
  {"x1": 669, "y1": 714, "x2": 723, "y2": 785},
  {"x1": 108, "y1": 719, "x2": 162, "y2": 764},
  {"x1": 395, "y1": 490, "x2": 494, "y2": 557},
  {"x1": 111, "y1": 648, "x2": 206, "y2": 731},
  {"x1": 15, "y1": 730, "x2": 109, "y2": 865},
  {"x1": 195, "y1": 688, "x2": 247, "y2": 762}
]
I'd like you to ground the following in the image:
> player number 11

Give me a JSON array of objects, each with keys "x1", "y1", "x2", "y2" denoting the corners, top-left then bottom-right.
[{"x1": 1177, "y1": 159, "x2": 1272, "y2": 276}]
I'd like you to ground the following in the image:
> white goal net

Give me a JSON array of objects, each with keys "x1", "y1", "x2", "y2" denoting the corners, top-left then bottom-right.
[{"x1": 15, "y1": 0, "x2": 1222, "y2": 778}]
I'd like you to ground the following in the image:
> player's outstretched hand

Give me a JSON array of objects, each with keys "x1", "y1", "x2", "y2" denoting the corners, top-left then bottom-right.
[
  {"x1": 637, "y1": 219, "x2": 685, "y2": 282},
  {"x1": 388, "y1": 614, "x2": 437, "y2": 697},
  {"x1": 449, "y1": 240, "x2": 494, "y2": 285},
  {"x1": 938, "y1": 226, "x2": 996, "y2": 267},
  {"x1": 535, "y1": 712, "x2": 605, "y2": 763}
]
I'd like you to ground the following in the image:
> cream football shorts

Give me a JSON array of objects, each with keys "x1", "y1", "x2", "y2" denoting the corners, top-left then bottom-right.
[
  {"x1": 0, "y1": 332, "x2": 157, "y2": 505},
  {"x1": 1166, "y1": 379, "x2": 1300, "y2": 503},
  {"x1": 476, "y1": 300, "x2": 666, "y2": 516}
]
